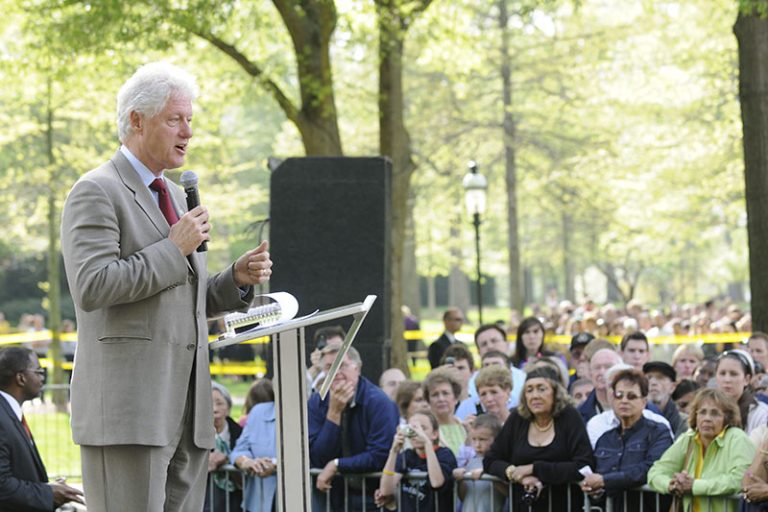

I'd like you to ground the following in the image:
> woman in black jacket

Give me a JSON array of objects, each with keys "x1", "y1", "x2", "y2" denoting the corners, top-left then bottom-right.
[{"x1": 484, "y1": 367, "x2": 593, "y2": 511}]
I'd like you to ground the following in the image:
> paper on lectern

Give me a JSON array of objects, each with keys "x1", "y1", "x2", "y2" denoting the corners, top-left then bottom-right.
[{"x1": 220, "y1": 292, "x2": 299, "y2": 337}]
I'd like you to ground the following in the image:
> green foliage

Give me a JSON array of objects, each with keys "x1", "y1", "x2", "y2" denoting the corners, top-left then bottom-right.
[{"x1": 0, "y1": 0, "x2": 755, "y2": 313}]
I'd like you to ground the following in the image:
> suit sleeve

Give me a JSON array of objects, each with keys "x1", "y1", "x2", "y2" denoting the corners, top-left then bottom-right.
[
  {"x1": 205, "y1": 263, "x2": 253, "y2": 317},
  {"x1": 532, "y1": 407, "x2": 594, "y2": 484},
  {"x1": 61, "y1": 178, "x2": 189, "y2": 312},
  {"x1": 0, "y1": 437, "x2": 54, "y2": 512}
]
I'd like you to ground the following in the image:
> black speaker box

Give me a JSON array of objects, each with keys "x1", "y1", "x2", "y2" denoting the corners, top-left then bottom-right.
[{"x1": 269, "y1": 157, "x2": 392, "y2": 382}]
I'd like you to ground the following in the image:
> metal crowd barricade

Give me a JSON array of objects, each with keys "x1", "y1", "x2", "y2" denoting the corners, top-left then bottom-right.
[{"x1": 207, "y1": 467, "x2": 746, "y2": 512}]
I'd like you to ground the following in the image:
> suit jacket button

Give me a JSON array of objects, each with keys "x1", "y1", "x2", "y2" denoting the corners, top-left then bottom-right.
[{"x1": 186, "y1": 344, "x2": 195, "y2": 351}]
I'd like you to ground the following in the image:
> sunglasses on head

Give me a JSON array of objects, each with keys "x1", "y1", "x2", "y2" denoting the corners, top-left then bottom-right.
[{"x1": 718, "y1": 350, "x2": 753, "y2": 375}]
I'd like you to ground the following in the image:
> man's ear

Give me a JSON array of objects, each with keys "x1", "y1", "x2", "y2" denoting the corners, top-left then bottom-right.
[
  {"x1": 14, "y1": 370, "x2": 25, "y2": 388},
  {"x1": 130, "y1": 111, "x2": 143, "y2": 134}
]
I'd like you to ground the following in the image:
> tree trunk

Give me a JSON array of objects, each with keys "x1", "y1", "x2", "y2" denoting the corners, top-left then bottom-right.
[
  {"x1": 378, "y1": 0, "x2": 417, "y2": 375},
  {"x1": 273, "y1": 0, "x2": 342, "y2": 155},
  {"x1": 562, "y1": 212, "x2": 575, "y2": 301},
  {"x1": 402, "y1": 189, "x2": 420, "y2": 315},
  {"x1": 605, "y1": 262, "x2": 622, "y2": 303},
  {"x1": 735, "y1": 11, "x2": 768, "y2": 331},
  {"x1": 45, "y1": 77, "x2": 66, "y2": 411},
  {"x1": 196, "y1": 0, "x2": 343, "y2": 155},
  {"x1": 499, "y1": 0, "x2": 524, "y2": 315}
]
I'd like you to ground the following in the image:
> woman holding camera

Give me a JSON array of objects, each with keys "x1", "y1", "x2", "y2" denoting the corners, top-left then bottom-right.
[
  {"x1": 484, "y1": 367, "x2": 593, "y2": 511},
  {"x1": 377, "y1": 410, "x2": 457, "y2": 512}
]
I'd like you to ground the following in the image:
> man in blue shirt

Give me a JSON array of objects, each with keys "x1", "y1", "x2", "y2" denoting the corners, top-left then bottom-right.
[{"x1": 309, "y1": 345, "x2": 399, "y2": 511}]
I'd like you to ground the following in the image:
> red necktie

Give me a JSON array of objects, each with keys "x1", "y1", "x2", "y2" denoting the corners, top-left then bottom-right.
[
  {"x1": 21, "y1": 415, "x2": 33, "y2": 440},
  {"x1": 149, "y1": 178, "x2": 179, "y2": 226}
]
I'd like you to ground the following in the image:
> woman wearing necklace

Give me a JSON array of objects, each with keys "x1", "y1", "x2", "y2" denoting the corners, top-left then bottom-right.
[{"x1": 484, "y1": 367, "x2": 593, "y2": 511}]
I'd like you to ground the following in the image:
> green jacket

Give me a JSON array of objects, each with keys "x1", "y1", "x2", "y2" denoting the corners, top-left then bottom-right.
[{"x1": 647, "y1": 427, "x2": 755, "y2": 512}]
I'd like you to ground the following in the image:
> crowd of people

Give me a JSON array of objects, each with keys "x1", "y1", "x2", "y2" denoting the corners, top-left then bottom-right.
[{"x1": 192, "y1": 299, "x2": 768, "y2": 512}]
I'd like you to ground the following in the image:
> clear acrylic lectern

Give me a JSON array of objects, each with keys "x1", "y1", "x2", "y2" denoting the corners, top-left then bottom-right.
[{"x1": 210, "y1": 295, "x2": 377, "y2": 511}]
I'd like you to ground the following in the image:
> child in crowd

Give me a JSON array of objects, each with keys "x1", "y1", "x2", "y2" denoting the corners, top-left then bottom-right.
[
  {"x1": 453, "y1": 414, "x2": 505, "y2": 512},
  {"x1": 377, "y1": 410, "x2": 457, "y2": 512}
]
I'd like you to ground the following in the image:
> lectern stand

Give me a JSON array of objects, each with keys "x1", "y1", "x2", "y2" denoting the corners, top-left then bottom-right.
[{"x1": 210, "y1": 295, "x2": 377, "y2": 512}]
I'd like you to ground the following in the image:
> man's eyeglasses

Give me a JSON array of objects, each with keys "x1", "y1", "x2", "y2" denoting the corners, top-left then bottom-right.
[
  {"x1": 613, "y1": 390, "x2": 643, "y2": 401},
  {"x1": 23, "y1": 368, "x2": 45, "y2": 376}
]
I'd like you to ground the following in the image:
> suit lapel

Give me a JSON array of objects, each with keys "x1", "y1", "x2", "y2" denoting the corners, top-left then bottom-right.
[
  {"x1": 0, "y1": 398, "x2": 48, "y2": 481},
  {"x1": 110, "y1": 151, "x2": 175, "y2": 237},
  {"x1": 110, "y1": 151, "x2": 195, "y2": 274}
]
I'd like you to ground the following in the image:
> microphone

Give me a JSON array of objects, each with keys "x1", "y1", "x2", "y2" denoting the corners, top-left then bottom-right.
[{"x1": 180, "y1": 170, "x2": 208, "y2": 252}]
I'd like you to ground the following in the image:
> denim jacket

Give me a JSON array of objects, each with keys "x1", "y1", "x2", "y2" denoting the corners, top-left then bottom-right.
[{"x1": 594, "y1": 415, "x2": 673, "y2": 492}]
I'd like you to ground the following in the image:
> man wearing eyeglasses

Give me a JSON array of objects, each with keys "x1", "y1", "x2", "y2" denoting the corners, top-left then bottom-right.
[
  {"x1": 0, "y1": 346, "x2": 84, "y2": 511},
  {"x1": 427, "y1": 307, "x2": 465, "y2": 369},
  {"x1": 309, "y1": 345, "x2": 399, "y2": 511}
]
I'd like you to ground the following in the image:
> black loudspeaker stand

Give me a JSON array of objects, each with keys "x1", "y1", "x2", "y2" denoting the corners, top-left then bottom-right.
[{"x1": 269, "y1": 157, "x2": 392, "y2": 382}]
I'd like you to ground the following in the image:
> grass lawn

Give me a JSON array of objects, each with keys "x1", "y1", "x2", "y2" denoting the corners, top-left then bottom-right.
[{"x1": 26, "y1": 410, "x2": 81, "y2": 480}]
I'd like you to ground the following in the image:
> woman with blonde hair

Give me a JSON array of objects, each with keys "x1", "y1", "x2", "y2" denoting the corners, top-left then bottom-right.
[{"x1": 672, "y1": 344, "x2": 705, "y2": 382}]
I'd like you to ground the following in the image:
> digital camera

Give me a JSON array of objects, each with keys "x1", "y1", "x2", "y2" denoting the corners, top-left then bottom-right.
[
  {"x1": 399, "y1": 425, "x2": 416, "y2": 438},
  {"x1": 521, "y1": 489, "x2": 538, "y2": 506}
]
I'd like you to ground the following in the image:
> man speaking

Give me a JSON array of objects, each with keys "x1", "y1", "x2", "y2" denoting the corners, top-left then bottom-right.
[{"x1": 60, "y1": 62, "x2": 272, "y2": 510}]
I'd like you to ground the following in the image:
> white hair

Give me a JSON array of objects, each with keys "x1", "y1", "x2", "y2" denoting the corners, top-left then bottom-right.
[
  {"x1": 605, "y1": 362, "x2": 635, "y2": 388},
  {"x1": 116, "y1": 62, "x2": 199, "y2": 143}
]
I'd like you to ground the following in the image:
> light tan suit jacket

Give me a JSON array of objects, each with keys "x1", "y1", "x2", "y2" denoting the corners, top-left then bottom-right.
[{"x1": 61, "y1": 150, "x2": 251, "y2": 450}]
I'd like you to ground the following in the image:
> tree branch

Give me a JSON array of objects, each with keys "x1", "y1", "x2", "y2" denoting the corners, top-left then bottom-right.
[{"x1": 189, "y1": 28, "x2": 300, "y2": 125}]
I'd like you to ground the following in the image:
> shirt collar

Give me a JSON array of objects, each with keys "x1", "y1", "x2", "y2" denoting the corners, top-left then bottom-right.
[
  {"x1": 120, "y1": 145, "x2": 164, "y2": 187},
  {"x1": 0, "y1": 390, "x2": 22, "y2": 421},
  {"x1": 693, "y1": 427, "x2": 728, "y2": 447}
]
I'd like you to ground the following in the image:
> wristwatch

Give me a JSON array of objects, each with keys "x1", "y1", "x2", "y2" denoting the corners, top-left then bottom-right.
[{"x1": 505, "y1": 464, "x2": 516, "y2": 481}]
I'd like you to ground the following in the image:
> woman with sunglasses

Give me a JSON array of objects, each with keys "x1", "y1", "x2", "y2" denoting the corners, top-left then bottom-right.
[
  {"x1": 715, "y1": 349, "x2": 768, "y2": 434},
  {"x1": 648, "y1": 388, "x2": 755, "y2": 512},
  {"x1": 581, "y1": 369, "x2": 673, "y2": 511}
]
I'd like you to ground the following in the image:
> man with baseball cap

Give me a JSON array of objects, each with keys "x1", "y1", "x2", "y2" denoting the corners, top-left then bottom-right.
[
  {"x1": 643, "y1": 361, "x2": 688, "y2": 438},
  {"x1": 569, "y1": 332, "x2": 595, "y2": 389}
]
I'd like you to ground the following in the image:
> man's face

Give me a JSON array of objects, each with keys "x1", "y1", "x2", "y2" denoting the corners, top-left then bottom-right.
[
  {"x1": 622, "y1": 340, "x2": 650, "y2": 370},
  {"x1": 646, "y1": 371, "x2": 674, "y2": 406},
  {"x1": 476, "y1": 329, "x2": 508, "y2": 357},
  {"x1": 131, "y1": 95, "x2": 193, "y2": 174},
  {"x1": 570, "y1": 382, "x2": 593, "y2": 406},
  {"x1": 323, "y1": 352, "x2": 360, "y2": 389},
  {"x1": 445, "y1": 358, "x2": 472, "y2": 388},
  {"x1": 379, "y1": 369, "x2": 406, "y2": 400},
  {"x1": 570, "y1": 346, "x2": 589, "y2": 377},
  {"x1": 750, "y1": 338, "x2": 768, "y2": 368},
  {"x1": 20, "y1": 354, "x2": 45, "y2": 401},
  {"x1": 443, "y1": 310, "x2": 464, "y2": 334},
  {"x1": 482, "y1": 356, "x2": 507, "y2": 368},
  {"x1": 589, "y1": 350, "x2": 621, "y2": 391}
]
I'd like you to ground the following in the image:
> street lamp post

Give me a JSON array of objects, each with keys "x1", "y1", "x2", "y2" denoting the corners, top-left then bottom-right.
[{"x1": 463, "y1": 161, "x2": 488, "y2": 325}]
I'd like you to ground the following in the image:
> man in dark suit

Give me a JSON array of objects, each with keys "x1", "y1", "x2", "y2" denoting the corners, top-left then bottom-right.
[
  {"x1": 0, "y1": 346, "x2": 83, "y2": 511},
  {"x1": 427, "y1": 307, "x2": 465, "y2": 369},
  {"x1": 60, "y1": 62, "x2": 273, "y2": 510}
]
